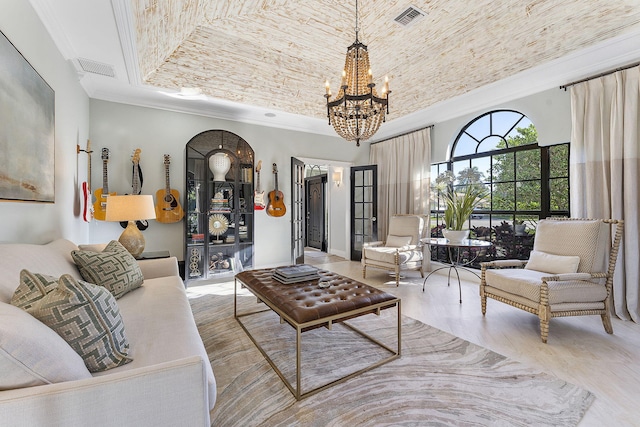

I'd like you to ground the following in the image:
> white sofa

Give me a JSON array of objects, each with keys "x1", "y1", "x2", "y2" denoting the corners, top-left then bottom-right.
[{"x1": 0, "y1": 239, "x2": 216, "y2": 426}]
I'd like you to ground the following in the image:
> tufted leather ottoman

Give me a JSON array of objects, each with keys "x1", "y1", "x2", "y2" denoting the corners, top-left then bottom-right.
[{"x1": 234, "y1": 267, "x2": 401, "y2": 400}]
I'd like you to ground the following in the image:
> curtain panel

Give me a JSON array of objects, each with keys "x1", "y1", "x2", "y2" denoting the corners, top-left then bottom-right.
[
  {"x1": 570, "y1": 65, "x2": 640, "y2": 322},
  {"x1": 369, "y1": 128, "x2": 431, "y2": 241}
]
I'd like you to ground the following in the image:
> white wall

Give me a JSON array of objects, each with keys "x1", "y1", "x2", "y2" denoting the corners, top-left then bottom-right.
[
  {"x1": 431, "y1": 87, "x2": 571, "y2": 163},
  {"x1": 0, "y1": 0, "x2": 90, "y2": 244},
  {"x1": 89, "y1": 99, "x2": 369, "y2": 266}
]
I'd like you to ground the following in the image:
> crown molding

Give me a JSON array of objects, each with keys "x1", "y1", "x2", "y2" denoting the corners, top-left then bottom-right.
[{"x1": 111, "y1": 0, "x2": 141, "y2": 85}]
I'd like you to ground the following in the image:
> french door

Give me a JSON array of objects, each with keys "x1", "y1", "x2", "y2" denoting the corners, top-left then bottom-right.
[
  {"x1": 305, "y1": 175, "x2": 326, "y2": 251},
  {"x1": 350, "y1": 165, "x2": 378, "y2": 261}
]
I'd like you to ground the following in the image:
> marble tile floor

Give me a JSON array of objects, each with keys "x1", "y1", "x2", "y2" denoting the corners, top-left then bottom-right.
[{"x1": 189, "y1": 260, "x2": 640, "y2": 426}]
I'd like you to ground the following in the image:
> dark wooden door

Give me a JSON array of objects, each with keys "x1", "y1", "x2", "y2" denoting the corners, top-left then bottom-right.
[
  {"x1": 306, "y1": 175, "x2": 326, "y2": 251},
  {"x1": 290, "y1": 157, "x2": 305, "y2": 264},
  {"x1": 350, "y1": 165, "x2": 378, "y2": 261}
]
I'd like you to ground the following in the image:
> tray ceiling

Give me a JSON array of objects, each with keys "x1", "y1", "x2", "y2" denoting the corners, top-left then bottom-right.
[{"x1": 132, "y1": 0, "x2": 640, "y2": 120}]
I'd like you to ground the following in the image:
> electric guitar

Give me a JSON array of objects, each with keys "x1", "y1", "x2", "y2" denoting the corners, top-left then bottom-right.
[
  {"x1": 156, "y1": 154, "x2": 184, "y2": 223},
  {"x1": 254, "y1": 160, "x2": 265, "y2": 210},
  {"x1": 93, "y1": 148, "x2": 115, "y2": 221},
  {"x1": 120, "y1": 149, "x2": 149, "y2": 230},
  {"x1": 79, "y1": 140, "x2": 93, "y2": 222},
  {"x1": 266, "y1": 163, "x2": 286, "y2": 217}
]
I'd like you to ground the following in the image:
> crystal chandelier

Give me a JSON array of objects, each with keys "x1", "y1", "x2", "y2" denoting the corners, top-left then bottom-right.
[{"x1": 324, "y1": 0, "x2": 390, "y2": 147}]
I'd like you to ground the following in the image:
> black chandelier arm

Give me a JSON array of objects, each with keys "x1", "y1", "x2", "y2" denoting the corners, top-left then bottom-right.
[
  {"x1": 347, "y1": 39, "x2": 367, "y2": 51},
  {"x1": 329, "y1": 110, "x2": 384, "y2": 120},
  {"x1": 326, "y1": 93, "x2": 389, "y2": 108}
]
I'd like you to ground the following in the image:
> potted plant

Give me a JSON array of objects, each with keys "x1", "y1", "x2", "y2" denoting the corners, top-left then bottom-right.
[
  {"x1": 442, "y1": 184, "x2": 487, "y2": 242},
  {"x1": 432, "y1": 169, "x2": 488, "y2": 243}
]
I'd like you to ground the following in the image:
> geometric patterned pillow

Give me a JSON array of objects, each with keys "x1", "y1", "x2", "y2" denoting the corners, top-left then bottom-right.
[
  {"x1": 26, "y1": 274, "x2": 133, "y2": 372},
  {"x1": 71, "y1": 240, "x2": 144, "y2": 299},
  {"x1": 11, "y1": 270, "x2": 59, "y2": 310}
]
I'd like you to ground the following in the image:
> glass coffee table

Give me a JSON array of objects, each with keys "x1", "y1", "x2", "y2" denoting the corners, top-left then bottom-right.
[{"x1": 422, "y1": 238, "x2": 492, "y2": 303}]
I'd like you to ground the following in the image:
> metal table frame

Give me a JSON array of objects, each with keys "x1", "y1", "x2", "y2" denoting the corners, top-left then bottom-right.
[
  {"x1": 234, "y1": 277, "x2": 401, "y2": 400},
  {"x1": 423, "y1": 238, "x2": 492, "y2": 303}
]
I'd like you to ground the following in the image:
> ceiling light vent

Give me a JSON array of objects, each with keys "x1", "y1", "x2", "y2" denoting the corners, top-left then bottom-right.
[
  {"x1": 394, "y1": 6, "x2": 426, "y2": 27},
  {"x1": 75, "y1": 58, "x2": 116, "y2": 78}
]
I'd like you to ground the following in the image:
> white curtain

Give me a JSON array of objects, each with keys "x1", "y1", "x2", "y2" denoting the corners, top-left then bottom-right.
[
  {"x1": 369, "y1": 128, "x2": 431, "y2": 240},
  {"x1": 570, "y1": 65, "x2": 640, "y2": 322}
]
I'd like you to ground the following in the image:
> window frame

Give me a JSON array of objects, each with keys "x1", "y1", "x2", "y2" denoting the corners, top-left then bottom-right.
[{"x1": 430, "y1": 110, "x2": 570, "y2": 265}]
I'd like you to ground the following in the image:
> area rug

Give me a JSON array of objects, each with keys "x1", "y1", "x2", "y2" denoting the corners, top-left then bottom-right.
[{"x1": 190, "y1": 292, "x2": 594, "y2": 426}]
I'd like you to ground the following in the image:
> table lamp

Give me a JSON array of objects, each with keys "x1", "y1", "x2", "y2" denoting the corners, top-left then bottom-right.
[{"x1": 105, "y1": 195, "x2": 156, "y2": 258}]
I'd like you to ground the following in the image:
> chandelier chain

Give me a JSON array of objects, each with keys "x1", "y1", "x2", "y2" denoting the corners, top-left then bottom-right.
[{"x1": 354, "y1": 0, "x2": 359, "y2": 38}]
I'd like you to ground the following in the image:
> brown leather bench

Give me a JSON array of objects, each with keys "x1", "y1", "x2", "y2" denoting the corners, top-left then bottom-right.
[
  {"x1": 235, "y1": 267, "x2": 401, "y2": 400},
  {"x1": 236, "y1": 268, "x2": 398, "y2": 329}
]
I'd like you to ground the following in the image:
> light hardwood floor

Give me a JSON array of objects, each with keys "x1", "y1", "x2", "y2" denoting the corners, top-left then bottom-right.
[{"x1": 313, "y1": 260, "x2": 640, "y2": 427}]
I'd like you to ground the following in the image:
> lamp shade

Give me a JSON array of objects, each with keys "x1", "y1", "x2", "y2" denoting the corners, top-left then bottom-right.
[{"x1": 105, "y1": 195, "x2": 156, "y2": 222}]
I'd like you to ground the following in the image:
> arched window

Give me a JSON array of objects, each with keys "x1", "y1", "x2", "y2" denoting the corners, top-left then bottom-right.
[{"x1": 431, "y1": 110, "x2": 570, "y2": 265}]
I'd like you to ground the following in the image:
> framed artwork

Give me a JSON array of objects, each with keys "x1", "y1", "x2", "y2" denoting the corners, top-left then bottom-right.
[{"x1": 0, "y1": 30, "x2": 55, "y2": 202}]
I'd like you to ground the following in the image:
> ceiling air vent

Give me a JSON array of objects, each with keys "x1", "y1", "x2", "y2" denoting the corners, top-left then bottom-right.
[
  {"x1": 394, "y1": 6, "x2": 426, "y2": 27},
  {"x1": 75, "y1": 58, "x2": 116, "y2": 78}
]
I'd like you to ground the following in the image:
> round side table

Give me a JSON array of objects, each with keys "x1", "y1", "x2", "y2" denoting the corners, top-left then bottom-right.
[{"x1": 422, "y1": 237, "x2": 492, "y2": 303}]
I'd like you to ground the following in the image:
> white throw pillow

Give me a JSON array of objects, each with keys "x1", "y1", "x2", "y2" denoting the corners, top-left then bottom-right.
[
  {"x1": 524, "y1": 250, "x2": 581, "y2": 274},
  {"x1": 385, "y1": 235, "x2": 413, "y2": 248},
  {"x1": 0, "y1": 302, "x2": 92, "y2": 390}
]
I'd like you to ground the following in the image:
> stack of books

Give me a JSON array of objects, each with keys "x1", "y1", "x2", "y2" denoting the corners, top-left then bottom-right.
[
  {"x1": 210, "y1": 198, "x2": 231, "y2": 212},
  {"x1": 273, "y1": 264, "x2": 320, "y2": 284}
]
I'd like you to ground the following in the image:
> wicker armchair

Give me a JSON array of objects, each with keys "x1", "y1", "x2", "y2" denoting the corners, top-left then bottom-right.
[
  {"x1": 480, "y1": 218, "x2": 623, "y2": 343},
  {"x1": 361, "y1": 214, "x2": 428, "y2": 286}
]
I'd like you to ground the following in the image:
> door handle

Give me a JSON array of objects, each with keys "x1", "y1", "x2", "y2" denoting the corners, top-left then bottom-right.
[{"x1": 371, "y1": 217, "x2": 376, "y2": 222}]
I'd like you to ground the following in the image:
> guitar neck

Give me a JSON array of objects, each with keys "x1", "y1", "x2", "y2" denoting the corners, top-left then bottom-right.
[
  {"x1": 165, "y1": 164, "x2": 171, "y2": 195},
  {"x1": 132, "y1": 164, "x2": 140, "y2": 194},
  {"x1": 87, "y1": 151, "x2": 92, "y2": 190},
  {"x1": 102, "y1": 160, "x2": 109, "y2": 193}
]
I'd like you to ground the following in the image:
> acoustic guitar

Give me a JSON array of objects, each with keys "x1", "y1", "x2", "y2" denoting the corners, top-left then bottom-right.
[
  {"x1": 93, "y1": 148, "x2": 115, "y2": 221},
  {"x1": 79, "y1": 140, "x2": 93, "y2": 222},
  {"x1": 254, "y1": 160, "x2": 265, "y2": 210},
  {"x1": 156, "y1": 154, "x2": 185, "y2": 223},
  {"x1": 266, "y1": 163, "x2": 286, "y2": 217}
]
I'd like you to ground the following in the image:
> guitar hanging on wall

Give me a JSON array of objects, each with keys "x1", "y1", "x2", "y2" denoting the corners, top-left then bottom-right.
[
  {"x1": 120, "y1": 149, "x2": 149, "y2": 230},
  {"x1": 254, "y1": 160, "x2": 265, "y2": 210},
  {"x1": 93, "y1": 148, "x2": 115, "y2": 221},
  {"x1": 155, "y1": 154, "x2": 184, "y2": 223},
  {"x1": 78, "y1": 140, "x2": 93, "y2": 222},
  {"x1": 266, "y1": 163, "x2": 286, "y2": 217}
]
